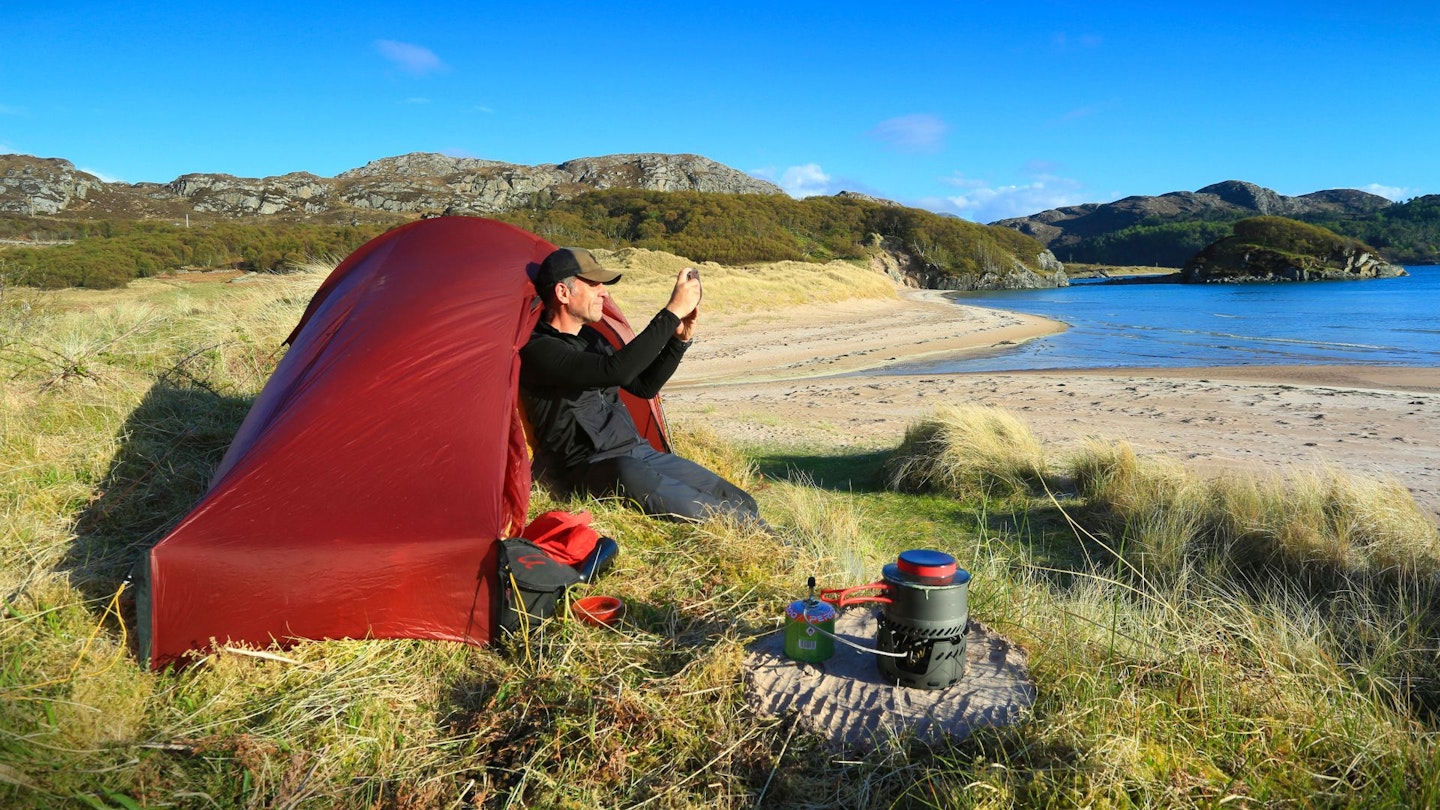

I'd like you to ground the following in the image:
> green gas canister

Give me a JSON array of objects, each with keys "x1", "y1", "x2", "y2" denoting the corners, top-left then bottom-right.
[{"x1": 783, "y1": 577, "x2": 836, "y2": 663}]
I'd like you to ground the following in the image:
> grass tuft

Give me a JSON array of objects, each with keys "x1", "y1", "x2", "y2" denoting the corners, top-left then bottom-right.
[{"x1": 884, "y1": 403, "x2": 1048, "y2": 501}]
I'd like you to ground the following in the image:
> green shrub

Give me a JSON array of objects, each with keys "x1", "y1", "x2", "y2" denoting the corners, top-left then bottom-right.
[
  {"x1": 1230, "y1": 216, "x2": 1371, "y2": 257},
  {"x1": 4, "y1": 220, "x2": 393, "y2": 288}
]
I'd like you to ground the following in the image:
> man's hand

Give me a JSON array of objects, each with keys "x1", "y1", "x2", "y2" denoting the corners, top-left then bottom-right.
[
  {"x1": 665, "y1": 267, "x2": 702, "y2": 321},
  {"x1": 676, "y1": 305, "x2": 699, "y2": 341}
]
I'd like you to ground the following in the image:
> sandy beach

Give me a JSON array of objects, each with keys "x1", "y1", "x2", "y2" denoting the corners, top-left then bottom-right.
[{"x1": 662, "y1": 289, "x2": 1440, "y2": 523}]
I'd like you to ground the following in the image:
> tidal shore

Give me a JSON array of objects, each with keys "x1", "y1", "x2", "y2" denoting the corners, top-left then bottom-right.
[{"x1": 663, "y1": 289, "x2": 1440, "y2": 523}]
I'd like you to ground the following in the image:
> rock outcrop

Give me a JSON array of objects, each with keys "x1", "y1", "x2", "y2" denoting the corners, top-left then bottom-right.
[
  {"x1": 0, "y1": 156, "x2": 103, "y2": 215},
  {"x1": 865, "y1": 233, "x2": 1067, "y2": 291},
  {"x1": 0, "y1": 152, "x2": 786, "y2": 219},
  {"x1": 167, "y1": 172, "x2": 334, "y2": 215},
  {"x1": 834, "y1": 190, "x2": 902, "y2": 207}
]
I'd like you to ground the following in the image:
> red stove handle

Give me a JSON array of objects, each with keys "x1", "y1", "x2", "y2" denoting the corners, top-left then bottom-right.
[{"x1": 819, "y1": 581, "x2": 892, "y2": 607}]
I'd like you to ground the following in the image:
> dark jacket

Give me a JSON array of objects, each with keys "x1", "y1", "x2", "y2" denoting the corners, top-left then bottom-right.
[{"x1": 518, "y1": 309, "x2": 689, "y2": 473}]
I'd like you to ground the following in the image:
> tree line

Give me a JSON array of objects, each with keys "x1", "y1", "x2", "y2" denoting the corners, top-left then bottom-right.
[
  {"x1": 0, "y1": 217, "x2": 392, "y2": 289},
  {"x1": 499, "y1": 190, "x2": 1049, "y2": 277}
]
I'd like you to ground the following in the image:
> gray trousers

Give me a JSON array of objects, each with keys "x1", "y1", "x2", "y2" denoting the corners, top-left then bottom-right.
[{"x1": 569, "y1": 444, "x2": 761, "y2": 524}]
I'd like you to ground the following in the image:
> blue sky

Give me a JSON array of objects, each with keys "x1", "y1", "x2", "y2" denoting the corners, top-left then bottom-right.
[{"x1": 3, "y1": 1, "x2": 1437, "y2": 223}]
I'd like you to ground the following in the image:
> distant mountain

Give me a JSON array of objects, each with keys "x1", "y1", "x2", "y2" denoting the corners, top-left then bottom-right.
[
  {"x1": 0, "y1": 152, "x2": 786, "y2": 222},
  {"x1": 993, "y1": 180, "x2": 1411, "y2": 266}
]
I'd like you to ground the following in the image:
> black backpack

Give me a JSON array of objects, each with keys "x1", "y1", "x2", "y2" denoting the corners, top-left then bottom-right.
[{"x1": 496, "y1": 538, "x2": 581, "y2": 636}]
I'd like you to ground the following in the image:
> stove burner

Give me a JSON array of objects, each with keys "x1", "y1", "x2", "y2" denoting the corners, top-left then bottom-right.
[
  {"x1": 877, "y1": 613, "x2": 969, "y2": 689},
  {"x1": 818, "y1": 548, "x2": 973, "y2": 690}
]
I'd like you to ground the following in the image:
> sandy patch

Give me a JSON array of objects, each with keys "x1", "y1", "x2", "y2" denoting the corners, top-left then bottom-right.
[
  {"x1": 663, "y1": 290, "x2": 1440, "y2": 523},
  {"x1": 744, "y1": 613, "x2": 1033, "y2": 751}
]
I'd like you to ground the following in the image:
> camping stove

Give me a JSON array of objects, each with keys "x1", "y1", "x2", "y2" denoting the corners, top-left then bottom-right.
[{"x1": 822, "y1": 549, "x2": 971, "y2": 690}]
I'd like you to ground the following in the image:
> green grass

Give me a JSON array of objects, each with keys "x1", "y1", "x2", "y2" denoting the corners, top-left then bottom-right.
[{"x1": 4, "y1": 263, "x2": 1440, "y2": 808}]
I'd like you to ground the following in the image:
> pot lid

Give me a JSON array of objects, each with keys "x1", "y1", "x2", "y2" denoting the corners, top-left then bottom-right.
[
  {"x1": 897, "y1": 549, "x2": 956, "y2": 578},
  {"x1": 884, "y1": 549, "x2": 971, "y2": 587}
]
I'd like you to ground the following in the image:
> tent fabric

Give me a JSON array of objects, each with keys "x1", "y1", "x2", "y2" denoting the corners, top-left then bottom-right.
[{"x1": 142, "y1": 217, "x2": 668, "y2": 668}]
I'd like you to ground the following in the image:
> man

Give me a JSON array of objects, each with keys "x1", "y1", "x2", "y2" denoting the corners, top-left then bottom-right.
[{"x1": 519, "y1": 247, "x2": 762, "y2": 524}]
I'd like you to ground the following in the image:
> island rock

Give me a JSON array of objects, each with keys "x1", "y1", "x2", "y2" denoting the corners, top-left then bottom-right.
[{"x1": 1182, "y1": 216, "x2": 1407, "y2": 283}]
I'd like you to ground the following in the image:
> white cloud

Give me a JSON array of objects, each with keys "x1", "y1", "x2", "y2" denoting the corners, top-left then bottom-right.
[
  {"x1": 939, "y1": 171, "x2": 1088, "y2": 223},
  {"x1": 866, "y1": 114, "x2": 947, "y2": 154},
  {"x1": 78, "y1": 166, "x2": 123, "y2": 183},
  {"x1": 0, "y1": 104, "x2": 26, "y2": 117},
  {"x1": 376, "y1": 40, "x2": 446, "y2": 77},
  {"x1": 404, "y1": 97, "x2": 431, "y2": 105},
  {"x1": 475, "y1": 104, "x2": 494, "y2": 114},
  {"x1": 1362, "y1": 183, "x2": 1418, "y2": 201},
  {"x1": 776, "y1": 163, "x2": 833, "y2": 198},
  {"x1": 758, "y1": 160, "x2": 1087, "y2": 219}
]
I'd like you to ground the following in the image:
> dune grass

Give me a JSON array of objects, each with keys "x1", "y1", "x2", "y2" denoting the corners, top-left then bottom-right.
[
  {"x1": 883, "y1": 407, "x2": 1440, "y2": 804},
  {"x1": 4, "y1": 258, "x2": 1440, "y2": 807},
  {"x1": 884, "y1": 403, "x2": 1050, "y2": 505},
  {"x1": 592, "y1": 246, "x2": 897, "y2": 317}
]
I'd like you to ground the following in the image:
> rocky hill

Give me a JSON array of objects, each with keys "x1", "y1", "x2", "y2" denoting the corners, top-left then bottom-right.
[
  {"x1": 994, "y1": 180, "x2": 1397, "y2": 265},
  {"x1": 1182, "y1": 216, "x2": 1406, "y2": 283},
  {"x1": 0, "y1": 152, "x2": 786, "y2": 221},
  {"x1": 1, "y1": 153, "x2": 1065, "y2": 292},
  {"x1": 0, "y1": 155, "x2": 108, "y2": 216}
]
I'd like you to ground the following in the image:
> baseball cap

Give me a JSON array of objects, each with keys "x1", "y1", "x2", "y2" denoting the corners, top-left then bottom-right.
[{"x1": 535, "y1": 247, "x2": 621, "y2": 293}]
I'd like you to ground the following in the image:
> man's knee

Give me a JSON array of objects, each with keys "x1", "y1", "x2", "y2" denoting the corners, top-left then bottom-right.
[{"x1": 570, "y1": 448, "x2": 761, "y2": 524}]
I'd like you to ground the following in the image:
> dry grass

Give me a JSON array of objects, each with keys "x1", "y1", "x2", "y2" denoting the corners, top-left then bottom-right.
[
  {"x1": 0, "y1": 248, "x2": 912, "y2": 808},
  {"x1": 880, "y1": 405, "x2": 1440, "y2": 803},
  {"x1": 6, "y1": 252, "x2": 1440, "y2": 807},
  {"x1": 594, "y1": 247, "x2": 897, "y2": 317},
  {"x1": 1069, "y1": 435, "x2": 1440, "y2": 591}
]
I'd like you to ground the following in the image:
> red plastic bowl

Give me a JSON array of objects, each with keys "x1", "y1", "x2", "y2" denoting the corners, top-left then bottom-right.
[{"x1": 572, "y1": 595, "x2": 624, "y2": 626}]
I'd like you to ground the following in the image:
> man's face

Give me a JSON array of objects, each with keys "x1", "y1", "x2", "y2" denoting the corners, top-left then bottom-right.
[{"x1": 563, "y1": 276, "x2": 608, "y2": 324}]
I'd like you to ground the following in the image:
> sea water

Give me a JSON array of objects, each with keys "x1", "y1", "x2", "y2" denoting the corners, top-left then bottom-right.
[{"x1": 880, "y1": 265, "x2": 1440, "y2": 374}]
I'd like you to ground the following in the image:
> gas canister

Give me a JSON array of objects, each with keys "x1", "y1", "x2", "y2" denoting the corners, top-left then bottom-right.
[{"x1": 783, "y1": 577, "x2": 836, "y2": 663}]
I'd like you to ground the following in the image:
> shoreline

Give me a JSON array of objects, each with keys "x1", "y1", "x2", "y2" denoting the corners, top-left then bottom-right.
[
  {"x1": 1000, "y1": 364, "x2": 1440, "y2": 395},
  {"x1": 669, "y1": 289, "x2": 1068, "y2": 387},
  {"x1": 662, "y1": 291, "x2": 1440, "y2": 523}
]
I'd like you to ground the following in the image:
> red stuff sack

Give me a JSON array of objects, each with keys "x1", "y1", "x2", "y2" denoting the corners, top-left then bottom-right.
[{"x1": 521, "y1": 510, "x2": 600, "y2": 566}]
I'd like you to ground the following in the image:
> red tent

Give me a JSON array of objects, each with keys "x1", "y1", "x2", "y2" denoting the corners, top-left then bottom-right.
[{"x1": 139, "y1": 217, "x2": 667, "y2": 668}]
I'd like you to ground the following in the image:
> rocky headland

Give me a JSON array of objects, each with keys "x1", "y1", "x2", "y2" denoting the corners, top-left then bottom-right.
[
  {"x1": 863, "y1": 233, "x2": 1067, "y2": 291},
  {"x1": 1181, "y1": 216, "x2": 1406, "y2": 283}
]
